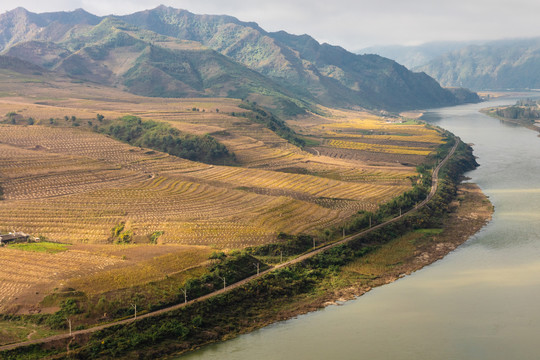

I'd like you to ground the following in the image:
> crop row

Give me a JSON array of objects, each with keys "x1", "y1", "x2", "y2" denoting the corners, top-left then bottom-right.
[
  {"x1": 65, "y1": 247, "x2": 212, "y2": 295},
  {"x1": 326, "y1": 132, "x2": 443, "y2": 144},
  {"x1": 0, "y1": 125, "x2": 207, "y2": 175},
  {"x1": 0, "y1": 175, "x2": 352, "y2": 246},
  {"x1": 328, "y1": 139, "x2": 433, "y2": 155},
  {"x1": 0, "y1": 124, "x2": 411, "y2": 248},
  {"x1": 0, "y1": 248, "x2": 120, "y2": 311},
  {"x1": 179, "y1": 164, "x2": 406, "y2": 203}
]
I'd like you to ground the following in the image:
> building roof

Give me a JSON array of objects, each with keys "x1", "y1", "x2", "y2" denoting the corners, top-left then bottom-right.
[{"x1": 0, "y1": 232, "x2": 29, "y2": 242}]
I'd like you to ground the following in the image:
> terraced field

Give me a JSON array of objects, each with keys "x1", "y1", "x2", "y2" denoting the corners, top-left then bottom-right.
[
  {"x1": 290, "y1": 108, "x2": 444, "y2": 166},
  {"x1": 0, "y1": 76, "x2": 443, "y2": 313},
  {"x1": 0, "y1": 124, "x2": 409, "y2": 248},
  {"x1": 0, "y1": 246, "x2": 121, "y2": 312},
  {"x1": 0, "y1": 244, "x2": 211, "y2": 313}
]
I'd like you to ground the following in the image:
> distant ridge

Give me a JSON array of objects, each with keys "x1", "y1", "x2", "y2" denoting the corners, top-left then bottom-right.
[{"x1": 358, "y1": 41, "x2": 483, "y2": 70}]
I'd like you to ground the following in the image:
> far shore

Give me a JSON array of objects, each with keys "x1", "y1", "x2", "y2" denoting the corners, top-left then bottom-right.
[{"x1": 480, "y1": 107, "x2": 540, "y2": 135}]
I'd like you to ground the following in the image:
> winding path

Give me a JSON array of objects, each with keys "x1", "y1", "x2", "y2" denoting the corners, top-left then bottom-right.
[{"x1": 0, "y1": 139, "x2": 459, "y2": 353}]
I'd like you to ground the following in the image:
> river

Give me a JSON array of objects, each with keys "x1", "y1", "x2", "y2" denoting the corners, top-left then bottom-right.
[{"x1": 179, "y1": 95, "x2": 540, "y2": 360}]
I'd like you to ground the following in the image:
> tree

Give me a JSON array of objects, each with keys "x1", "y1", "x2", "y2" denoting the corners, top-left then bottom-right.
[{"x1": 149, "y1": 231, "x2": 163, "y2": 244}]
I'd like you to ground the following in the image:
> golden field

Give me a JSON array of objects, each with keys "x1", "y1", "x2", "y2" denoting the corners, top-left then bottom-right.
[{"x1": 0, "y1": 69, "x2": 444, "y2": 312}]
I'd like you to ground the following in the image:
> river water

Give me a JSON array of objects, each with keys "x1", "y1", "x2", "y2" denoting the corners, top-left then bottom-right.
[{"x1": 179, "y1": 96, "x2": 540, "y2": 360}]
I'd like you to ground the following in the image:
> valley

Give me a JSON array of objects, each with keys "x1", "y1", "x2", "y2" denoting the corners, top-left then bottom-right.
[
  {"x1": 0, "y1": 5, "x2": 504, "y2": 359},
  {"x1": 0, "y1": 64, "x2": 445, "y2": 320}
]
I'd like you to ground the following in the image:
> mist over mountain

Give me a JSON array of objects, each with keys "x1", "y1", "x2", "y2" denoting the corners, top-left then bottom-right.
[
  {"x1": 363, "y1": 38, "x2": 540, "y2": 91},
  {"x1": 0, "y1": 6, "x2": 479, "y2": 112},
  {"x1": 415, "y1": 38, "x2": 540, "y2": 90},
  {"x1": 359, "y1": 41, "x2": 483, "y2": 70}
]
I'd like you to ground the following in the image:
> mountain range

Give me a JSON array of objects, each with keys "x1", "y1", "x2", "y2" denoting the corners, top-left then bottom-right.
[
  {"x1": 362, "y1": 38, "x2": 540, "y2": 91},
  {"x1": 0, "y1": 6, "x2": 479, "y2": 113}
]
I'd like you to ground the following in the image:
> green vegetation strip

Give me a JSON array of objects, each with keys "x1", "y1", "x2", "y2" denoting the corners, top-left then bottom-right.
[
  {"x1": 237, "y1": 101, "x2": 306, "y2": 148},
  {"x1": 7, "y1": 242, "x2": 69, "y2": 254}
]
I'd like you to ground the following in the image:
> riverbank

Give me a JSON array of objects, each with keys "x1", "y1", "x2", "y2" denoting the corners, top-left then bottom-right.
[
  {"x1": 480, "y1": 107, "x2": 540, "y2": 134},
  {"x1": 1, "y1": 141, "x2": 492, "y2": 359},
  {"x1": 173, "y1": 182, "x2": 493, "y2": 358},
  {"x1": 186, "y1": 98, "x2": 540, "y2": 360},
  {"x1": 312, "y1": 182, "x2": 493, "y2": 308}
]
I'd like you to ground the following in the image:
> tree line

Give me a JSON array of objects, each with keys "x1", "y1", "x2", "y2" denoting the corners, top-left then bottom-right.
[
  {"x1": 99, "y1": 116, "x2": 234, "y2": 164},
  {"x1": 495, "y1": 101, "x2": 540, "y2": 122}
]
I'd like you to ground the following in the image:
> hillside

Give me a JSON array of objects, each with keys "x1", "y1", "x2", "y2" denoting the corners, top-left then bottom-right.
[
  {"x1": 2, "y1": 16, "x2": 304, "y2": 111},
  {"x1": 0, "y1": 6, "x2": 477, "y2": 112},
  {"x1": 0, "y1": 60, "x2": 450, "y2": 316},
  {"x1": 0, "y1": 7, "x2": 476, "y2": 353},
  {"x1": 415, "y1": 38, "x2": 540, "y2": 90},
  {"x1": 120, "y1": 6, "x2": 477, "y2": 111}
]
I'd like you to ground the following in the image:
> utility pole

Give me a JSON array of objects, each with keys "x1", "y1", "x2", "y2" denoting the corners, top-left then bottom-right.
[
  {"x1": 399, "y1": 208, "x2": 402, "y2": 217},
  {"x1": 253, "y1": 262, "x2": 260, "y2": 275},
  {"x1": 181, "y1": 287, "x2": 187, "y2": 304},
  {"x1": 343, "y1": 227, "x2": 345, "y2": 239},
  {"x1": 217, "y1": 275, "x2": 226, "y2": 289},
  {"x1": 369, "y1": 216, "x2": 372, "y2": 228},
  {"x1": 313, "y1": 237, "x2": 316, "y2": 249},
  {"x1": 131, "y1": 303, "x2": 137, "y2": 319}
]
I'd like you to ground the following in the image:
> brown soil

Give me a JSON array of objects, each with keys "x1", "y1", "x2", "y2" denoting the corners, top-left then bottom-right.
[{"x1": 0, "y1": 244, "x2": 211, "y2": 314}]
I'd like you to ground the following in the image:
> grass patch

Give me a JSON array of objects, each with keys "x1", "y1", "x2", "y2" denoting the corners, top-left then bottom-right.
[
  {"x1": 300, "y1": 136, "x2": 321, "y2": 147},
  {"x1": 414, "y1": 228, "x2": 444, "y2": 235},
  {"x1": 342, "y1": 232, "x2": 422, "y2": 277},
  {"x1": 0, "y1": 319, "x2": 60, "y2": 346},
  {"x1": 399, "y1": 119, "x2": 421, "y2": 125},
  {"x1": 7, "y1": 242, "x2": 69, "y2": 254}
]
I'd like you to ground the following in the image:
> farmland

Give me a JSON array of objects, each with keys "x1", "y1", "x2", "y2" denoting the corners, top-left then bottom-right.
[{"x1": 0, "y1": 69, "x2": 445, "y2": 313}]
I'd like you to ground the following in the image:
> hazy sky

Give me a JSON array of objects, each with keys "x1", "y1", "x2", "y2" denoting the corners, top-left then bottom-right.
[{"x1": 2, "y1": 0, "x2": 540, "y2": 50}]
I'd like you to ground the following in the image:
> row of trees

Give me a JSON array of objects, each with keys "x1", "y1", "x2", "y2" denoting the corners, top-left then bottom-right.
[
  {"x1": 495, "y1": 104, "x2": 540, "y2": 122},
  {"x1": 237, "y1": 101, "x2": 306, "y2": 148}
]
